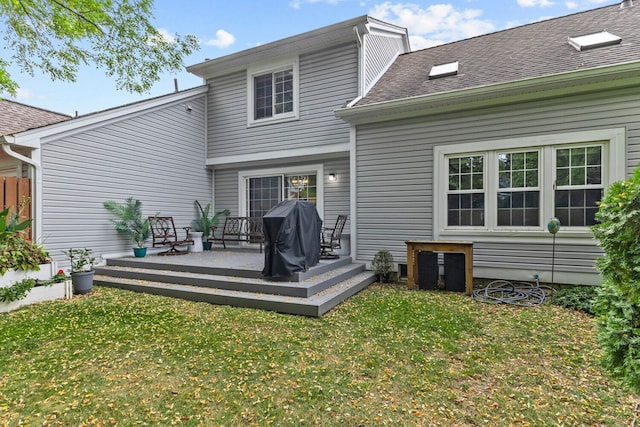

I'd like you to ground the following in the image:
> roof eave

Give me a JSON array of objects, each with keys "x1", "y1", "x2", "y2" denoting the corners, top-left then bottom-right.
[
  {"x1": 335, "y1": 61, "x2": 640, "y2": 124},
  {"x1": 11, "y1": 86, "x2": 208, "y2": 146},
  {"x1": 187, "y1": 16, "x2": 371, "y2": 79}
]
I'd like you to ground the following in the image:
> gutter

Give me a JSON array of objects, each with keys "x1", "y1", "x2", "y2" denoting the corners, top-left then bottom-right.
[
  {"x1": 335, "y1": 60, "x2": 640, "y2": 124},
  {"x1": 1, "y1": 135, "x2": 42, "y2": 241}
]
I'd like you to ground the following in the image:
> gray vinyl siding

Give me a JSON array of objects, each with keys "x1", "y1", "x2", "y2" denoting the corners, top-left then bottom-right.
[
  {"x1": 363, "y1": 33, "x2": 405, "y2": 93},
  {"x1": 213, "y1": 168, "x2": 240, "y2": 216},
  {"x1": 40, "y1": 95, "x2": 209, "y2": 262},
  {"x1": 323, "y1": 157, "x2": 350, "y2": 231},
  {"x1": 206, "y1": 43, "x2": 358, "y2": 159},
  {"x1": 355, "y1": 86, "x2": 640, "y2": 283},
  {"x1": 213, "y1": 156, "x2": 351, "y2": 231}
]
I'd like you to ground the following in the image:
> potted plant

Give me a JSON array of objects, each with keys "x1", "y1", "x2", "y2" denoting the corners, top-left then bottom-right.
[
  {"x1": 63, "y1": 248, "x2": 95, "y2": 295},
  {"x1": 372, "y1": 249, "x2": 394, "y2": 283},
  {"x1": 103, "y1": 197, "x2": 153, "y2": 257},
  {"x1": 192, "y1": 200, "x2": 229, "y2": 250},
  {"x1": 0, "y1": 205, "x2": 72, "y2": 312}
]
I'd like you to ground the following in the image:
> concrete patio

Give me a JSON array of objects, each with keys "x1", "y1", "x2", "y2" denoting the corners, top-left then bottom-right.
[{"x1": 93, "y1": 249, "x2": 376, "y2": 317}]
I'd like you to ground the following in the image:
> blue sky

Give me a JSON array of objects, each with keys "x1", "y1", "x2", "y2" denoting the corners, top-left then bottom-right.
[{"x1": 2, "y1": 0, "x2": 614, "y2": 116}]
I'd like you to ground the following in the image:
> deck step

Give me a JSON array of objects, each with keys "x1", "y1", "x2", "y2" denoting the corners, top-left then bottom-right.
[
  {"x1": 105, "y1": 255, "x2": 353, "y2": 282},
  {"x1": 94, "y1": 262, "x2": 365, "y2": 298},
  {"x1": 94, "y1": 271, "x2": 376, "y2": 317}
]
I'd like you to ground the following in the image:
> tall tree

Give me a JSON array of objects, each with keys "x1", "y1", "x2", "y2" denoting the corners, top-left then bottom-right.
[{"x1": 0, "y1": 0, "x2": 199, "y2": 96}]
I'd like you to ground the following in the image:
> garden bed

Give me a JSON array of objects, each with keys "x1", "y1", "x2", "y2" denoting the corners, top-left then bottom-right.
[{"x1": 0, "y1": 262, "x2": 72, "y2": 313}]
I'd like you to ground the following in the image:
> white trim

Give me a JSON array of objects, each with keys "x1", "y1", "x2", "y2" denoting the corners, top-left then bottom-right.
[
  {"x1": 349, "y1": 125, "x2": 357, "y2": 260},
  {"x1": 473, "y1": 266, "x2": 600, "y2": 286},
  {"x1": 1, "y1": 141, "x2": 42, "y2": 241},
  {"x1": 433, "y1": 128, "x2": 626, "y2": 244},
  {"x1": 12, "y1": 86, "x2": 208, "y2": 146},
  {"x1": 246, "y1": 57, "x2": 299, "y2": 128},
  {"x1": 238, "y1": 164, "x2": 325, "y2": 220},
  {"x1": 206, "y1": 142, "x2": 349, "y2": 167}
]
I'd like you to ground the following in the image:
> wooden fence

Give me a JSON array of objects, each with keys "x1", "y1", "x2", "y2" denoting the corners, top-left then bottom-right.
[{"x1": 1, "y1": 176, "x2": 32, "y2": 237}]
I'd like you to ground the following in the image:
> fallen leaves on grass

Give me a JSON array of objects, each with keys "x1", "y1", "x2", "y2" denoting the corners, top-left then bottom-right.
[{"x1": 0, "y1": 284, "x2": 636, "y2": 426}]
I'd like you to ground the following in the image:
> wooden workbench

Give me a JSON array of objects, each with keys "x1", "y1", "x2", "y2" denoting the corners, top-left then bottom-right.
[{"x1": 405, "y1": 240, "x2": 474, "y2": 295}]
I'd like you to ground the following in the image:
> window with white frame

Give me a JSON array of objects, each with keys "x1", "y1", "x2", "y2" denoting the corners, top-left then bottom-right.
[
  {"x1": 246, "y1": 174, "x2": 318, "y2": 217},
  {"x1": 447, "y1": 155, "x2": 485, "y2": 226},
  {"x1": 248, "y1": 59, "x2": 298, "y2": 126},
  {"x1": 554, "y1": 145, "x2": 603, "y2": 227},
  {"x1": 240, "y1": 166, "x2": 323, "y2": 219},
  {"x1": 434, "y1": 129, "x2": 625, "y2": 240}
]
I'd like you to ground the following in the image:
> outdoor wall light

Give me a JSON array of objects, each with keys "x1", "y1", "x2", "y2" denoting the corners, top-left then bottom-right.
[
  {"x1": 328, "y1": 173, "x2": 337, "y2": 182},
  {"x1": 185, "y1": 103, "x2": 193, "y2": 112}
]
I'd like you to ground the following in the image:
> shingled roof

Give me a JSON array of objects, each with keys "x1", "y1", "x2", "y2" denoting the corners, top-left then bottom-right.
[
  {"x1": 0, "y1": 99, "x2": 70, "y2": 136},
  {"x1": 356, "y1": 2, "x2": 639, "y2": 106}
]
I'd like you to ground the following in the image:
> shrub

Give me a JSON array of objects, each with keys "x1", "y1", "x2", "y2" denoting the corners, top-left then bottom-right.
[
  {"x1": 372, "y1": 249, "x2": 394, "y2": 283},
  {"x1": 550, "y1": 285, "x2": 598, "y2": 315},
  {"x1": 591, "y1": 166, "x2": 640, "y2": 393},
  {"x1": 0, "y1": 234, "x2": 50, "y2": 276}
]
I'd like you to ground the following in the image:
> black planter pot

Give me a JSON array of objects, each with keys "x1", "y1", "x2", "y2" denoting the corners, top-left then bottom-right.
[
  {"x1": 72, "y1": 270, "x2": 95, "y2": 295},
  {"x1": 202, "y1": 241, "x2": 212, "y2": 250}
]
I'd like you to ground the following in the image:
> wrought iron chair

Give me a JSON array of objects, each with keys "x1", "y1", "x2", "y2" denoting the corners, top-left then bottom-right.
[
  {"x1": 320, "y1": 214, "x2": 347, "y2": 259},
  {"x1": 149, "y1": 216, "x2": 194, "y2": 255}
]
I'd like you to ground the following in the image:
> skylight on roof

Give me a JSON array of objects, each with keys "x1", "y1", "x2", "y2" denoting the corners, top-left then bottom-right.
[
  {"x1": 568, "y1": 31, "x2": 621, "y2": 51},
  {"x1": 429, "y1": 61, "x2": 459, "y2": 79}
]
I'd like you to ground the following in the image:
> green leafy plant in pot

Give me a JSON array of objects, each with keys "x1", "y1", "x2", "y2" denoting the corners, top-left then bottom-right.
[
  {"x1": 63, "y1": 248, "x2": 95, "y2": 295},
  {"x1": 103, "y1": 197, "x2": 153, "y2": 257},
  {"x1": 192, "y1": 200, "x2": 230, "y2": 250},
  {"x1": 1, "y1": 204, "x2": 50, "y2": 276},
  {"x1": 372, "y1": 249, "x2": 394, "y2": 283}
]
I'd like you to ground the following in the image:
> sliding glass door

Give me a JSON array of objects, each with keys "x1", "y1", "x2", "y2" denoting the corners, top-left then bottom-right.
[{"x1": 245, "y1": 172, "x2": 319, "y2": 218}]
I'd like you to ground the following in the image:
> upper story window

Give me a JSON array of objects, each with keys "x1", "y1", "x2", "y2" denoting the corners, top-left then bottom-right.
[{"x1": 248, "y1": 58, "x2": 299, "y2": 126}]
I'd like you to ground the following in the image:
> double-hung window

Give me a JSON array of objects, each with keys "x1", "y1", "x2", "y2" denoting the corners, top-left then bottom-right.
[
  {"x1": 435, "y1": 129, "x2": 625, "y2": 241},
  {"x1": 447, "y1": 155, "x2": 485, "y2": 226},
  {"x1": 554, "y1": 145, "x2": 603, "y2": 227},
  {"x1": 248, "y1": 58, "x2": 299, "y2": 126}
]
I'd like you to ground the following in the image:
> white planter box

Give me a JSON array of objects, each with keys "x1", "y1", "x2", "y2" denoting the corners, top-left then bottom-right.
[{"x1": 0, "y1": 262, "x2": 72, "y2": 313}]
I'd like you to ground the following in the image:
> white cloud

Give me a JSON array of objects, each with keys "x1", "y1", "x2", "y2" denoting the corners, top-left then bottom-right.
[
  {"x1": 369, "y1": 2, "x2": 495, "y2": 50},
  {"x1": 517, "y1": 0, "x2": 555, "y2": 6},
  {"x1": 565, "y1": 1, "x2": 578, "y2": 8},
  {"x1": 14, "y1": 88, "x2": 45, "y2": 101},
  {"x1": 204, "y1": 29, "x2": 236, "y2": 48}
]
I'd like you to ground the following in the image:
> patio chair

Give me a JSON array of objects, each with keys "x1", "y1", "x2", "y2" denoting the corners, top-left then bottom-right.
[
  {"x1": 149, "y1": 216, "x2": 194, "y2": 255},
  {"x1": 320, "y1": 214, "x2": 347, "y2": 259}
]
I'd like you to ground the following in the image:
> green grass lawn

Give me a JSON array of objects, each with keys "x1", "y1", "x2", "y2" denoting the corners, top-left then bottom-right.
[{"x1": 0, "y1": 284, "x2": 637, "y2": 426}]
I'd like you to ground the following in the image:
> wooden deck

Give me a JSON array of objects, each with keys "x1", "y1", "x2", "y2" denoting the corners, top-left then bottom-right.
[{"x1": 93, "y1": 250, "x2": 375, "y2": 317}]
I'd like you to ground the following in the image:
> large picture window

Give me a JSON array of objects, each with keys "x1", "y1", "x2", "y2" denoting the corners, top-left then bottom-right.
[{"x1": 435, "y1": 129, "x2": 625, "y2": 241}]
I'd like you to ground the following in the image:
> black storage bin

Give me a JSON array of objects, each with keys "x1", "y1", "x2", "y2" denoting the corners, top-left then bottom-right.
[
  {"x1": 417, "y1": 251, "x2": 439, "y2": 290},
  {"x1": 444, "y1": 252, "x2": 466, "y2": 293}
]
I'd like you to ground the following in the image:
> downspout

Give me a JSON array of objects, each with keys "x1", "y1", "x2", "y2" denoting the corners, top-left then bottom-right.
[
  {"x1": 348, "y1": 25, "x2": 365, "y2": 260},
  {"x1": 1, "y1": 136, "x2": 42, "y2": 241},
  {"x1": 347, "y1": 25, "x2": 365, "y2": 108}
]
